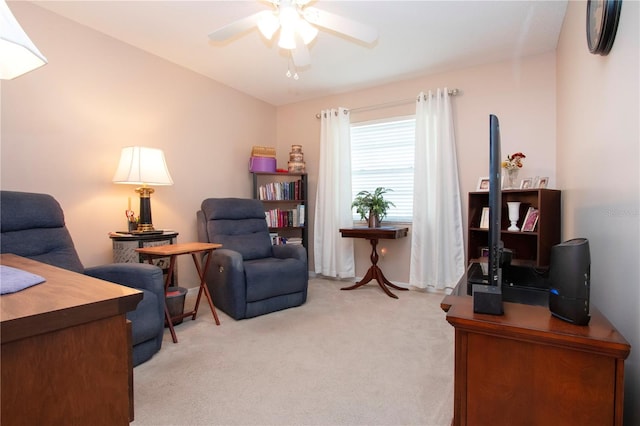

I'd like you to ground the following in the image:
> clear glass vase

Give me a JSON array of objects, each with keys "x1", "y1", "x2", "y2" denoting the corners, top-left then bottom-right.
[{"x1": 505, "y1": 168, "x2": 519, "y2": 189}]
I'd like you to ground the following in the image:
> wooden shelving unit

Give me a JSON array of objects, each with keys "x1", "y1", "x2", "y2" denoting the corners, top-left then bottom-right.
[
  {"x1": 467, "y1": 188, "x2": 561, "y2": 268},
  {"x1": 252, "y1": 172, "x2": 308, "y2": 251}
]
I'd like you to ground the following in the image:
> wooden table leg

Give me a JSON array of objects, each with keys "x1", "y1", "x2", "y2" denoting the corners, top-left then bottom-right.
[
  {"x1": 341, "y1": 238, "x2": 409, "y2": 298},
  {"x1": 190, "y1": 251, "x2": 220, "y2": 325},
  {"x1": 148, "y1": 254, "x2": 179, "y2": 343}
]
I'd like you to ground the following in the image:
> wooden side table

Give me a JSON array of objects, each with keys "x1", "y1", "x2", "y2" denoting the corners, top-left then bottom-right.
[
  {"x1": 339, "y1": 226, "x2": 409, "y2": 299},
  {"x1": 136, "y1": 242, "x2": 221, "y2": 343}
]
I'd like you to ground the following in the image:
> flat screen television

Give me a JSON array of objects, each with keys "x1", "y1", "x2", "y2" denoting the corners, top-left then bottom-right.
[
  {"x1": 468, "y1": 114, "x2": 505, "y2": 315},
  {"x1": 468, "y1": 114, "x2": 548, "y2": 308},
  {"x1": 488, "y1": 114, "x2": 503, "y2": 287},
  {"x1": 468, "y1": 114, "x2": 505, "y2": 290}
]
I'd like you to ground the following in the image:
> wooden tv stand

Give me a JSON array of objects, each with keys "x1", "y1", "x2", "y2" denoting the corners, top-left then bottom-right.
[{"x1": 441, "y1": 278, "x2": 630, "y2": 425}]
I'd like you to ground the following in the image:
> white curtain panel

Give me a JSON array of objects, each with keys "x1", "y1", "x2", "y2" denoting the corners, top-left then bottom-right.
[
  {"x1": 410, "y1": 89, "x2": 465, "y2": 290},
  {"x1": 314, "y1": 108, "x2": 355, "y2": 278}
]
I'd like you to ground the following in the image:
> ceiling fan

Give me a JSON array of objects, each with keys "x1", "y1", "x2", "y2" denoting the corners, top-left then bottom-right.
[{"x1": 208, "y1": 0, "x2": 378, "y2": 68}]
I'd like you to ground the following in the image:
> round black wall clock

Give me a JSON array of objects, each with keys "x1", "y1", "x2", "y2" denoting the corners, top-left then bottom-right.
[{"x1": 587, "y1": 0, "x2": 622, "y2": 55}]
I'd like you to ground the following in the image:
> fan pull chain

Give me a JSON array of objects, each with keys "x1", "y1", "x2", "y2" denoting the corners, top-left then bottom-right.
[{"x1": 286, "y1": 56, "x2": 299, "y2": 80}]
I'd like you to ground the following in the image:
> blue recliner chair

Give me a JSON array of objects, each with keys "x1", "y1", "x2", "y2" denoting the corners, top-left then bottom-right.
[
  {"x1": 196, "y1": 198, "x2": 308, "y2": 320},
  {"x1": 0, "y1": 191, "x2": 164, "y2": 366}
]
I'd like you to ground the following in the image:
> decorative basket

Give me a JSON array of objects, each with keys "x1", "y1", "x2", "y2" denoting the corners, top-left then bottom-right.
[{"x1": 251, "y1": 146, "x2": 276, "y2": 158}]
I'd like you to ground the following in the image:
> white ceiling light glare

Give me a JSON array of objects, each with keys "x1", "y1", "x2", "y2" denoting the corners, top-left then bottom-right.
[
  {"x1": 278, "y1": 25, "x2": 296, "y2": 49},
  {"x1": 277, "y1": 4, "x2": 298, "y2": 50},
  {"x1": 257, "y1": 11, "x2": 279, "y2": 40}
]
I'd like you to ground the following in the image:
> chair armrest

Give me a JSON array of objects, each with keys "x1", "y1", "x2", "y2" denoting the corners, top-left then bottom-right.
[
  {"x1": 85, "y1": 263, "x2": 164, "y2": 296},
  {"x1": 204, "y1": 249, "x2": 247, "y2": 319},
  {"x1": 208, "y1": 248, "x2": 244, "y2": 273},
  {"x1": 272, "y1": 244, "x2": 307, "y2": 264}
]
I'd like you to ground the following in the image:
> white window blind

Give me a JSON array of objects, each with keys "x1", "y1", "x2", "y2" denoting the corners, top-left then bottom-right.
[{"x1": 351, "y1": 116, "x2": 415, "y2": 222}]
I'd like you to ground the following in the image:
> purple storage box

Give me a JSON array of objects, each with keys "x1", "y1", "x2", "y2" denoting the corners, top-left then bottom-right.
[{"x1": 249, "y1": 156, "x2": 276, "y2": 172}]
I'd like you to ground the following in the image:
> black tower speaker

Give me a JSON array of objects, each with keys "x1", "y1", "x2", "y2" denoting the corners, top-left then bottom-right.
[{"x1": 548, "y1": 238, "x2": 591, "y2": 325}]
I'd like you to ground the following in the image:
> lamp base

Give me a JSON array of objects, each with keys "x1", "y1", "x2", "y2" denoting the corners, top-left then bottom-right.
[
  {"x1": 136, "y1": 223, "x2": 156, "y2": 232},
  {"x1": 133, "y1": 186, "x2": 160, "y2": 232}
]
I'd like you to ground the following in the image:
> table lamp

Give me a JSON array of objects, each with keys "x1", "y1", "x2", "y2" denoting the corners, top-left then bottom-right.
[{"x1": 113, "y1": 146, "x2": 173, "y2": 232}]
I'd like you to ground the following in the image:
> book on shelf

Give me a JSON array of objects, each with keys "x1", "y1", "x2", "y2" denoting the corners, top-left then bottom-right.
[
  {"x1": 522, "y1": 207, "x2": 539, "y2": 232},
  {"x1": 264, "y1": 205, "x2": 305, "y2": 228},
  {"x1": 257, "y1": 179, "x2": 304, "y2": 201},
  {"x1": 269, "y1": 235, "x2": 302, "y2": 246},
  {"x1": 285, "y1": 237, "x2": 303, "y2": 246},
  {"x1": 479, "y1": 207, "x2": 489, "y2": 229}
]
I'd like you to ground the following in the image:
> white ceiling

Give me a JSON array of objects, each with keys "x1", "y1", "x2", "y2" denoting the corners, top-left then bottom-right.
[{"x1": 31, "y1": 0, "x2": 568, "y2": 106}]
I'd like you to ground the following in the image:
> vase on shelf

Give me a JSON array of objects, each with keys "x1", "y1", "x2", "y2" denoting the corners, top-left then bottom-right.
[
  {"x1": 507, "y1": 201, "x2": 521, "y2": 231},
  {"x1": 368, "y1": 213, "x2": 380, "y2": 228},
  {"x1": 505, "y1": 168, "x2": 519, "y2": 189}
]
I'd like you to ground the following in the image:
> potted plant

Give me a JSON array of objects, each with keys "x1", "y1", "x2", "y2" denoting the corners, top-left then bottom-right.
[{"x1": 351, "y1": 187, "x2": 395, "y2": 228}]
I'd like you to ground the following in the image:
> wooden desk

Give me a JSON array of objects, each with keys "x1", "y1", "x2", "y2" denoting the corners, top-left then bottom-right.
[
  {"x1": 136, "y1": 242, "x2": 222, "y2": 343},
  {"x1": 442, "y1": 276, "x2": 630, "y2": 425},
  {"x1": 339, "y1": 226, "x2": 409, "y2": 298},
  {"x1": 1, "y1": 254, "x2": 143, "y2": 425}
]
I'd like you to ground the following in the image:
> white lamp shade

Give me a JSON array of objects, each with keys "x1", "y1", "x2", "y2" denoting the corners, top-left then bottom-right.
[
  {"x1": 0, "y1": 0, "x2": 47, "y2": 80},
  {"x1": 113, "y1": 147, "x2": 174, "y2": 186}
]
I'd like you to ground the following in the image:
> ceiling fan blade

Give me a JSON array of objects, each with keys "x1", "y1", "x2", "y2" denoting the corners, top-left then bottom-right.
[
  {"x1": 291, "y1": 40, "x2": 311, "y2": 68},
  {"x1": 208, "y1": 11, "x2": 265, "y2": 42},
  {"x1": 303, "y1": 7, "x2": 378, "y2": 44}
]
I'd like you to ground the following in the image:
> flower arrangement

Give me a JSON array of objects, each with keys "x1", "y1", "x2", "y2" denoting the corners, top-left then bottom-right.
[{"x1": 502, "y1": 152, "x2": 526, "y2": 170}]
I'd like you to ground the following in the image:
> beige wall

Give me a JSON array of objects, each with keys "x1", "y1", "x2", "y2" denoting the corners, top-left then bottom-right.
[
  {"x1": 557, "y1": 1, "x2": 639, "y2": 423},
  {"x1": 277, "y1": 52, "x2": 557, "y2": 283},
  {"x1": 1, "y1": 2, "x2": 277, "y2": 286}
]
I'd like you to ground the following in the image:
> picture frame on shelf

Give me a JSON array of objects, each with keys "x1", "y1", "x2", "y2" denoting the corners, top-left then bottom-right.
[
  {"x1": 520, "y1": 178, "x2": 533, "y2": 189},
  {"x1": 536, "y1": 177, "x2": 549, "y2": 188},
  {"x1": 522, "y1": 207, "x2": 539, "y2": 232},
  {"x1": 477, "y1": 177, "x2": 490, "y2": 191},
  {"x1": 479, "y1": 207, "x2": 490, "y2": 229}
]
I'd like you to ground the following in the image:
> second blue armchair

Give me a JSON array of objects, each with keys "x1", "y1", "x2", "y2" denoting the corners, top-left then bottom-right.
[{"x1": 197, "y1": 198, "x2": 308, "y2": 320}]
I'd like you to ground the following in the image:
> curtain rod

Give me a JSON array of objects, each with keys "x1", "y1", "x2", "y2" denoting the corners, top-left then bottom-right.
[{"x1": 315, "y1": 88, "x2": 460, "y2": 119}]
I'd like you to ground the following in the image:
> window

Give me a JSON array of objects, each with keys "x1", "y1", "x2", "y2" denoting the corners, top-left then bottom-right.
[{"x1": 351, "y1": 116, "x2": 415, "y2": 222}]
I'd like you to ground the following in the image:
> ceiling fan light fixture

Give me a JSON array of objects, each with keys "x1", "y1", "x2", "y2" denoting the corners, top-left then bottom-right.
[
  {"x1": 279, "y1": 4, "x2": 298, "y2": 29},
  {"x1": 208, "y1": 0, "x2": 380, "y2": 69},
  {"x1": 297, "y1": 18, "x2": 318, "y2": 45},
  {"x1": 278, "y1": 25, "x2": 296, "y2": 50},
  {"x1": 257, "y1": 11, "x2": 279, "y2": 40}
]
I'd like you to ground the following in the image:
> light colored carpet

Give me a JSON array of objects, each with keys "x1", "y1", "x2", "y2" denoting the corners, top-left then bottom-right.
[{"x1": 132, "y1": 278, "x2": 454, "y2": 426}]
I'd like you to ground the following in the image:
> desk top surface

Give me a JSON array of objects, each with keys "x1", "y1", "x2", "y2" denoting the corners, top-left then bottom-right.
[{"x1": 1, "y1": 254, "x2": 142, "y2": 344}]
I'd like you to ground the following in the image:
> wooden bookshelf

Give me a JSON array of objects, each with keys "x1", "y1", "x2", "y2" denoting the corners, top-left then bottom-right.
[
  {"x1": 252, "y1": 172, "x2": 308, "y2": 251},
  {"x1": 467, "y1": 189, "x2": 561, "y2": 268}
]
